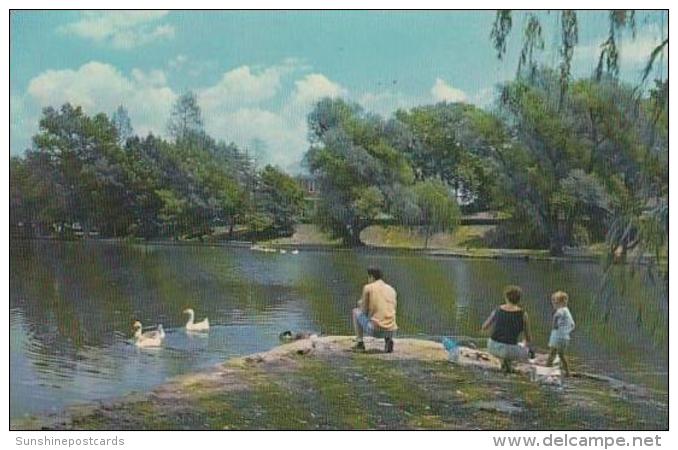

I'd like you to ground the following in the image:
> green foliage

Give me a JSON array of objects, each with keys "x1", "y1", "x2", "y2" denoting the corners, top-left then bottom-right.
[
  {"x1": 11, "y1": 101, "x2": 262, "y2": 240},
  {"x1": 353, "y1": 186, "x2": 384, "y2": 221},
  {"x1": 395, "y1": 102, "x2": 496, "y2": 211},
  {"x1": 491, "y1": 10, "x2": 665, "y2": 90},
  {"x1": 111, "y1": 105, "x2": 133, "y2": 145},
  {"x1": 26, "y1": 104, "x2": 132, "y2": 235},
  {"x1": 479, "y1": 70, "x2": 667, "y2": 259},
  {"x1": 258, "y1": 165, "x2": 306, "y2": 233},
  {"x1": 411, "y1": 179, "x2": 460, "y2": 248},
  {"x1": 10, "y1": 60, "x2": 667, "y2": 268},
  {"x1": 304, "y1": 98, "x2": 414, "y2": 246},
  {"x1": 467, "y1": 72, "x2": 600, "y2": 254},
  {"x1": 167, "y1": 91, "x2": 204, "y2": 142}
]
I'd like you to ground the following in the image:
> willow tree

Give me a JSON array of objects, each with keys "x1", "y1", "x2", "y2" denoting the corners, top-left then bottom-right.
[
  {"x1": 490, "y1": 10, "x2": 667, "y2": 87},
  {"x1": 490, "y1": 10, "x2": 668, "y2": 269},
  {"x1": 304, "y1": 98, "x2": 414, "y2": 246},
  {"x1": 412, "y1": 179, "x2": 460, "y2": 249}
]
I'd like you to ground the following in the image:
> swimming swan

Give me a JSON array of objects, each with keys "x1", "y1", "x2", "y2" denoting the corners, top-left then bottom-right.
[
  {"x1": 183, "y1": 308, "x2": 210, "y2": 332},
  {"x1": 132, "y1": 321, "x2": 165, "y2": 347}
]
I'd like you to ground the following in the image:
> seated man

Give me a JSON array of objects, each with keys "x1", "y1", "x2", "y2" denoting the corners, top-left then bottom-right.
[{"x1": 352, "y1": 267, "x2": 398, "y2": 352}]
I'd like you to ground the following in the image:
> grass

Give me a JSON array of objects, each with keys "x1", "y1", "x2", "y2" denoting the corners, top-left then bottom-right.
[
  {"x1": 360, "y1": 225, "x2": 495, "y2": 249},
  {"x1": 14, "y1": 338, "x2": 667, "y2": 431},
  {"x1": 264, "y1": 224, "x2": 342, "y2": 246}
]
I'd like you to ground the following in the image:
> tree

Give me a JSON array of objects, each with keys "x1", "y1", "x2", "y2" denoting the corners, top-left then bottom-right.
[
  {"x1": 111, "y1": 105, "x2": 133, "y2": 145},
  {"x1": 258, "y1": 165, "x2": 305, "y2": 234},
  {"x1": 30, "y1": 104, "x2": 132, "y2": 236},
  {"x1": 156, "y1": 188, "x2": 187, "y2": 239},
  {"x1": 490, "y1": 10, "x2": 667, "y2": 90},
  {"x1": 501, "y1": 78, "x2": 595, "y2": 256},
  {"x1": 488, "y1": 11, "x2": 668, "y2": 268},
  {"x1": 122, "y1": 135, "x2": 166, "y2": 238},
  {"x1": 396, "y1": 102, "x2": 496, "y2": 211},
  {"x1": 167, "y1": 91, "x2": 204, "y2": 142},
  {"x1": 11, "y1": 100, "x2": 275, "y2": 241},
  {"x1": 412, "y1": 179, "x2": 460, "y2": 248},
  {"x1": 304, "y1": 98, "x2": 414, "y2": 246}
]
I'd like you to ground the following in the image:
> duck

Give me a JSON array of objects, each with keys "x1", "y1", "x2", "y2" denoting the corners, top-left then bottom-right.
[
  {"x1": 183, "y1": 308, "x2": 210, "y2": 332},
  {"x1": 132, "y1": 321, "x2": 165, "y2": 347},
  {"x1": 279, "y1": 330, "x2": 318, "y2": 342}
]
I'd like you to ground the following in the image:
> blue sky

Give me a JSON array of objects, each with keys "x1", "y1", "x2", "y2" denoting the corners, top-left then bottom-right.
[{"x1": 10, "y1": 10, "x2": 667, "y2": 171}]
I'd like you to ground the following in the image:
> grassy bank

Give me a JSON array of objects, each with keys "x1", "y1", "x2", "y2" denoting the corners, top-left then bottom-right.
[
  {"x1": 13, "y1": 337, "x2": 667, "y2": 431},
  {"x1": 262, "y1": 224, "x2": 604, "y2": 262},
  {"x1": 264, "y1": 224, "x2": 494, "y2": 249}
]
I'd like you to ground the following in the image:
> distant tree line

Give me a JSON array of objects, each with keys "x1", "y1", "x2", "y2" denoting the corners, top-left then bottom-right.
[
  {"x1": 11, "y1": 10, "x2": 667, "y2": 262},
  {"x1": 10, "y1": 92, "x2": 305, "y2": 241},
  {"x1": 10, "y1": 69, "x2": 667, "y2": 266},
  {"x1": 304, "y1": 70, "x2": 667, "y2": 261}
]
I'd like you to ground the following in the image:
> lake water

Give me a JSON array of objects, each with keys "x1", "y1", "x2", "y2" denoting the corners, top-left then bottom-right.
[{"x1": 10, "y1": 240, "x2": 668, "y2": 420}]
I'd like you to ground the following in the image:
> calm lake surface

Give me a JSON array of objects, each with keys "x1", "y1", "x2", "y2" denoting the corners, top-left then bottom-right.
[{"x1": 10, "y1": 240, "x2": 668, "y2": 419}]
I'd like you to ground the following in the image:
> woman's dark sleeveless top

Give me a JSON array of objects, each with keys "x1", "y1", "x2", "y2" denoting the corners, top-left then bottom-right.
[{"x1": 491, "y1": 308, "x2": 525, "y2": 345}]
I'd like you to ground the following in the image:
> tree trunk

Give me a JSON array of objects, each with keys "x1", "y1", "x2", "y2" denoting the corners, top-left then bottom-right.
[
  {"x1": 228, "y1": 217, "x2": 235, "y2": 240},
  {"x1": 549, "y1": 234, "x2": 565, "y2": 257},
  {"x1": 342, "y1": 221, "x2": 366, "y2": 247}
]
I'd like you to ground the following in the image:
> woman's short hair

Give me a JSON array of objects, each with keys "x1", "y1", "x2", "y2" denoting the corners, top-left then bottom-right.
[
  {"x1": 503, "y1": 285, "x2": 522, "y2": 304},
  {"x1": 367, "y1": 267, "x2": 383, "y2": 280}
]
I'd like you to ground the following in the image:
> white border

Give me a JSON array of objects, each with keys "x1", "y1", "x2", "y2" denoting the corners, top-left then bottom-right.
[{"x1": 1, "y1": 2, "x2": 674, "y2": 449}]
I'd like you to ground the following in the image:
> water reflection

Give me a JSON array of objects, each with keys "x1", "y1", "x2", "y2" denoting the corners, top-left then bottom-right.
[{"x1": 10, "y1": 241, "x2": 667, "y2": 419}]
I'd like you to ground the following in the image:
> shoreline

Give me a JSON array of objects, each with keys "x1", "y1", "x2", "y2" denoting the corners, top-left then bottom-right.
[
  {"x1": 11, "y1": 236, "x2": 607, "y2": 264},
  {"x1": 12, "y1": 336, "x2": 668, "y2": 431}
]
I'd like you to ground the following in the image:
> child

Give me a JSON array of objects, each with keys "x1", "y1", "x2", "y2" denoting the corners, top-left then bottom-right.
[{"x1": 546, "y1": 291, "x2": 575, "y2": 376}]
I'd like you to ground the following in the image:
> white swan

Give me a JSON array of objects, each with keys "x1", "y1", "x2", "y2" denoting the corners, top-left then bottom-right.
[
  {"x1": 291, "y1": 249, "x2": 299, "y2": 255},
  {"x1": 183, "y1": 308, "x2": 210, "y2": 332},
  {"x1": 132, "y1": 321, "x2": 165, "y2": 347}
]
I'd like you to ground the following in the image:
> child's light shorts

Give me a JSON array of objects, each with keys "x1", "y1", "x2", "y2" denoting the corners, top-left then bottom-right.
[{"x1": 548, "y1": 330, "x2": 570, "y2": 350}]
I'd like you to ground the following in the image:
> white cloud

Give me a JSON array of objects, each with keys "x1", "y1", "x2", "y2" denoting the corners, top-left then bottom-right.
[
  {"x1": 167, "y1": 54, "x2": 188, "y2": 70},
  {"x1": 291, "y1": 73, "x2": 346, "y2": 107},
  {"x1": 470, "y1": 87, "x2": 496, "y2": 108},
  {"x1": 200, "y1": 69, "x2": 346, "y2": 171},
  {"x1": 430, "y1": 78, "x2": 468, "y2": 103},
  {"x1": 571, "y1": 23, "x2": 668, "y2": 79},
  {"x1": 10, "y1": 94, "x2": 38, "y2": 155},
  {"x1": 575, "y1": 34, "x2": 666, "y2": 67},
  {"x1": 26, "y1": 61, "x2": 175, "y2": 137},
  {"x1": 59, "y1": 11, "x2": 174, "y2": 49},
  {"x1": 131, "y1": 68, "x2": 167, "y2": 87},
  {"x1": 358, "y1": 90, "x2": 418, "y2": 116},
  {"x1": 17, "y1": 59, "x2": 501, "y2": 168},
  {"x1": 199, "y1": 65, "x2": 290, "y2": 112},
  {"x1": 208, "y1": 108, "x2": 307, "y2": 169},
  {"x1": 15, "y1": 59, "x2": 350, "y2": 171}
]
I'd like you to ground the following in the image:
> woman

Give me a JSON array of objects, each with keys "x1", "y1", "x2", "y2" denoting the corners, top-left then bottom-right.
[{"x1": 481, "y1": 285, "x2": 533, "y2": 373}]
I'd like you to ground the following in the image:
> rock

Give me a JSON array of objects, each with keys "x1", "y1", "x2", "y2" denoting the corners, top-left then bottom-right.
[{"x1": 473, "y1": 400, "x2": 523, "y2": 414}]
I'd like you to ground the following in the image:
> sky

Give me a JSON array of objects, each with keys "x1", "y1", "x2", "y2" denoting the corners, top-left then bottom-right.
[{"x1": 9, "y1": 10, "x2": 667, "y2": 172}]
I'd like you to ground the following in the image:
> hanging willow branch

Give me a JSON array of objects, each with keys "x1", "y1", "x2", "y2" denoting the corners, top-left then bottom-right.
[
  {"x1": 491, "y1": 10, "x2": 665, "y2": 87},
  {"x1": 642, "y1": 38, "x2": 669, "y2": 83},
  {"x1": 559, "y1": 11, "x2": 578, "y2": 101},
  {"x1": 517, "y1": 14, "x2": 544, "y2": 80},
  {"x1": 490, "y1": 10, "x2": 513, "y2": 60}
]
